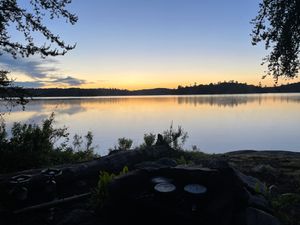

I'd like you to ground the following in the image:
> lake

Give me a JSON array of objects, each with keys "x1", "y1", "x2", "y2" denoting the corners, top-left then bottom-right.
[{"x1": 3, "y1": 93, "x2": 300, "y2": 155}]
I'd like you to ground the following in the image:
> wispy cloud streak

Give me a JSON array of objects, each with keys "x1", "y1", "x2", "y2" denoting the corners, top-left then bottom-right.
[{"x1": 0, "y1": 54, "x2": 87, "y2": 87}]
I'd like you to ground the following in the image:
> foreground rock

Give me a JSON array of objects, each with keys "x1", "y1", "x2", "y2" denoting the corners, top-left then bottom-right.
[
  {"x1": 2, "y1": 148, "x2": 299, "y2": 225},
  {"x1": 99, "y1": 164, "x2": 279, "y2": 225},
  {"x1": 0, "y1": 145, "x2": 175, "y2": 211}
]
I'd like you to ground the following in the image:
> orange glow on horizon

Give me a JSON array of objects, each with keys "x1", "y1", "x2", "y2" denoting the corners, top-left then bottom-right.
[{"x1": 40, "y1": 76, "x2": 300, "y2": 90}]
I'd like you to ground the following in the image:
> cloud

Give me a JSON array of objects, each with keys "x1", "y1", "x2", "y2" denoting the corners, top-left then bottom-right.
[
  {"x1": 0, "y1": 54, "x2": 57, "y2": 79},
  {"x1": 0, "y1": 54, "x2": 87, "y2": 88},
  {"x1": 51, "y1": 76, "x2": 87, "y2": 86},
  {"x1": 15, "y1": 76, "x2": 86, "y2": 88},
  {"x1": 15, "y1": 81, "x2": 45, "y2": 88}
]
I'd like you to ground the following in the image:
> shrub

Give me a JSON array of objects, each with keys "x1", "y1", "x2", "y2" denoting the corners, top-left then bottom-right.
[
  {"x1": 92, "y1": 170, "x2": 116, "y2": 208},
  {"x1": 143, "y1": 133, "x2": 156, "y2": 147},
  {"x1": 91, "y1": 166, "x2": 129, "y2": 209},
  {"x1": 0, "y1": 113, "x2": 97, "y2": 173},
  {"x1": 162, "y1": 123, "x2": 188, "y2": 150},
  {"x1": 117, "y1": 137, "x2": 133, "y2": 151},
  {"x1": 176, "y1": 156, "x2": 188, "y2": 165},
  {"x1": 271, "y1": 193, "x2": 300, "y2": 225},
  {"x1": 139, "y1": 133, "x2": 156, "y2": 149}
]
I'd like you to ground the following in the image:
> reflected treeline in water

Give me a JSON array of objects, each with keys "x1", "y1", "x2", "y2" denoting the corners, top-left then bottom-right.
[
  {"x1": 177, "y1": 95, "x2": 253, "y2": 107},
  {"x1": 177, "y1": 94, "x2": 300, "y2": 107},
  {"x1": 29, "y1": 96, "x2": 177, "y2": 110},
  {"x1": 2, "y1": 97, "x2": 178, "y2": 120},
  {"x1": 3, "y1": 97, "x2": 131, "y2": 114},
  {"x1": 2, "y1": 94, "x2": 300, "y2": 119},
  {"x1": 1, "y1": 99, "x2": 87, "y2": 115},
  {"x1": 277, "y1": 94, "x2": 300, "y2": 103}
]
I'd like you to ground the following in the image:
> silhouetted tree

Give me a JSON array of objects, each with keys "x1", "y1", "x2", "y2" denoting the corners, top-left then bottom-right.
[
  {"x1": 0, "y1": 0, "x2": 77, "y2": 113},
  {"x1": 0, "y1": 70, "x2": 28, "y2": 110},
  {"x1": 252, "y1": 0, "x2": 300, "y2": 81},
  {"x1": 0, "y1": 0, "x2": 77, "y2": 57}
]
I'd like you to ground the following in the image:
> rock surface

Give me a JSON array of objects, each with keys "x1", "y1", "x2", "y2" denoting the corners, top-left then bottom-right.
[
  {"x1": 245, "y1": 207, "x2": 280, "y2": 225},
  {"x1": 2, "y1": 148, "x2": 299, "y2": 225},
  {"x1": 100, "y1": 166, "x2": 278, "y2": 225}
]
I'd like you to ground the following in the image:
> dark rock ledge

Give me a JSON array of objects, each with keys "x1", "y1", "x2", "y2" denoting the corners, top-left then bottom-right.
[
  {"x1": 101, "y1": 164, "x2": 279, "y2": 225},
  {"x1": 0, "y1": 147, "x2": 284, "y2": 225}
]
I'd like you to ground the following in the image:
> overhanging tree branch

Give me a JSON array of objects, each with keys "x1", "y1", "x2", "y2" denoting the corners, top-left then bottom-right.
[
  {"x1": 252, "y1": 0, "x2": 300, "y2": 81},
  {"x1": 0, "y1": 0, "x2": 77, "y2": 114},
  {"x1": 0, "y1": 0, "x2": 77, "y2": 57}
]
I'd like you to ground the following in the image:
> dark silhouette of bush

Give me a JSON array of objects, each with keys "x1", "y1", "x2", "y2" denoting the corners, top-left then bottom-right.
[
  {"x1": 0, "y1": 113, "x2": 97, "y2": 173},
  {"x1": 117, "y1": 138, "x2": 133, "y2": 151},
  {"x1": 143, "y1": 133, "x2": 156, "y2": 147},
  {"x1": 162, "y1": 124, "x2": 188, "y2": 150}
]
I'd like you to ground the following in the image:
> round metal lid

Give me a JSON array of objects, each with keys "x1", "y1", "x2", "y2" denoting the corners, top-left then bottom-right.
[
  {"x1": 154, "y1": 182, "x2": 176, "y2": 193},
  {"x1": 184, "y1": 184, "x2": 207, "y2": 195}
]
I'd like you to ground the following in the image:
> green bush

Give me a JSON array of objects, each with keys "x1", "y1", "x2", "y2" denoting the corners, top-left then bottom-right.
[
  {"x1": 143, "y1": 133, "x2": 156, "y2": 147},
  {"x1": 0, "y1": 113, "x2": 97, "y2": 173},
  {"x1": 176, "y1": 155, "x2": 188, "y2": 165},
  {"x1": 162, "y1": 124, "x2": 188, "y2": 150},
  {"x1": 117, "y1": 137, "x2": 133, "y2": 150},
  {"x1": 91, "y1": 166, "x2": 129, "y2": 209},
  {"x1": 139, "y1": 133, "x2": 156, "y2": 149},
  {"x1": 271, "y1": 193, "x2": 300, "y2": 225},
  {"x1": 92, "y1": 170, "x2": 116, "y2": 208}
]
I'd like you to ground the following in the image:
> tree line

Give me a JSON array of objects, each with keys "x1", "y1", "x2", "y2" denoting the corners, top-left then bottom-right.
[{"x1": 21, "y1": 81, "x2": 300, "y2": 97}]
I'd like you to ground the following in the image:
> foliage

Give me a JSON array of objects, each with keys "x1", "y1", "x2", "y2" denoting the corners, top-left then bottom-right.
[
  {"x1": 254, "y1": 181, "x2": 268, "y2": 195},
  {"x1": 0, "y1": 113, "x2": 97, "y2": 173},
  {"x1": 85, "y1": 131, "x2": 94, "y2": 152},
  {"x1": 0, "y1": 0, "x2": 77, "y2": 57},
  {"x1": 143, "y1": 133, "x2": 156, "y2": 147},
  {"x1": 92, "y1": 171, "x2": 115, "y2": 209},
  {"x1": 20, "y1": 81, "x2": 300, "y2": 98},
  {"x1": 108, "y1": 137, "x2": 133, "y2": 153},
  {"x1": 176, "y1": 156, "x2": 190, "y2": 165},
  {"x1": 271, "y1": 193, "x2": 300, "y2": 225},
  {"x1": 162, "y1": 123, "x2": 188, "y2": 150},
  {"x1": 252, "y1": 0, "x2": 300, "y2": 81},
  {"x1": 91, "y1": 166, "x2": 129, "y2": 209},
  {"x1": 0, "y1": 0, "x2": 77, "y2": 112},
  {"x1": 177, "y1": 150, "x2": 210, "y2": 165},
  {"x1": 0, "y1": 70, "x2": 28, "y2": 115},
  {"x1": 192, "y1": 145, "x2": 199, "y2": 151},
  {"x1": 117, "y1": 137, "x2": 133, "y2": 151},
  {"x1": 139, "y1": 133, "x2": 156, "y2": 148}
]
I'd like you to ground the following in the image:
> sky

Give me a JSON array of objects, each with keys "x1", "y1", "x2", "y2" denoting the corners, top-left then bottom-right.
[{"x1": 1, "y1": 0, "x2": 299, "y2": 89}]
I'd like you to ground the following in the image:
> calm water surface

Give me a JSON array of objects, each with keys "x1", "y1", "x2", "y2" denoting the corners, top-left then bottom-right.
[{"x1": 4, "y1": 94, "x2": 300, "y2": 155}]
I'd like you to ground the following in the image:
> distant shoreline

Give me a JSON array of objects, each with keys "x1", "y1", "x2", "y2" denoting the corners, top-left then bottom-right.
[
  {"x1": 27, "y1": 92, "x2": 300, "y2": 100},
  {"x1": 24, "y1": 81, "x2": 300, "y2": 97}
]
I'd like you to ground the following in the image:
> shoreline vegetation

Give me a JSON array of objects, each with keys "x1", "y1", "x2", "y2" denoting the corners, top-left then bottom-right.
[{"x1": 20, "y1": 81, "x2": 300, "y2": 97}]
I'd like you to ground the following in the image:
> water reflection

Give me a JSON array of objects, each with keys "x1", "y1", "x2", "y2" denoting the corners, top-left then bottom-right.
[
  {"x1": 177, "y1": 95, "x2": 252, "y2": 107},
  {"x1": 3, "y1": 94, "x2": 300, "y2": 154},
  {"x1": 3, "y1": 94, "x2": 300, "y2": 115},
  {"x1": 177, "y1": 94, "x2": 300, "y2": 107},
  {"x1": 27, "y1": 94, "x2": 300, "y2": 111}
]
